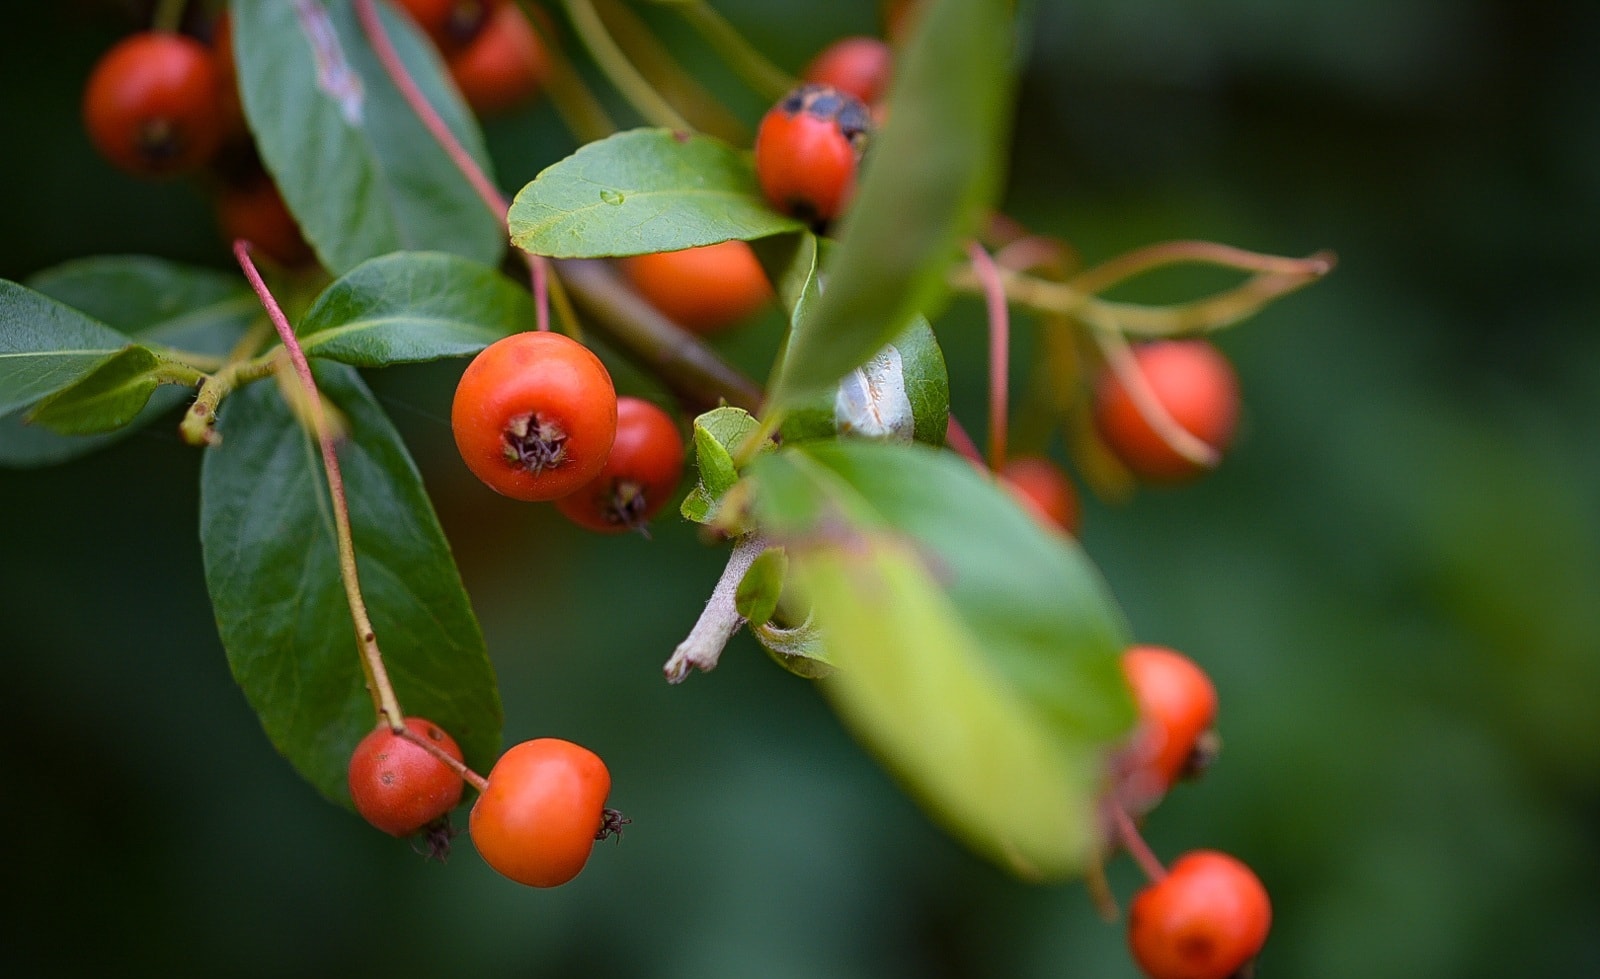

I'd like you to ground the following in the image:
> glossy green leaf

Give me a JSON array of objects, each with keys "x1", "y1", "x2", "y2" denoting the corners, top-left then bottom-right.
[
  {"x1": 199, "y1": 362, "x2": 502, "y2": 805},
  {"x1": 1, "y1": 258, "x2": 257, "y2": 467},
  {"x1": 508, "y1": 128, "x2": 805, "y2": 258},
  {"x1": 680, "y1": 405, "x2": 765, "y2": 525},
  {"x1": 781, "y1": 318, "x2": 949, "y2": 447},
  {"x1": 233, "y1": 0, "x2": 502, "y2": 274},
  {"x1": 0, "y1": 279, "x2": 136, "y2": 416},
  {"x1": 27, "y1": 346, "x2": 171, "y2": 435},
  {"x1": 749, "y1": 441, "x2": 1134, "y2": 878},
  {"x1": 298, "y1": 252, "x2": 533, "y2": 365},
  {"x1": 765, "y1": 0, "x2": 1017, "y2": 409}
]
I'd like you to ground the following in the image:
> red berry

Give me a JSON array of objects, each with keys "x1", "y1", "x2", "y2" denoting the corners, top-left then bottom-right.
[
  {"x1": 447, "y1": 2, "x2": 549, "y2": 116},
  {"x1": 1120, "y1": 645, "x2": 1219, "y2": 800},
  {"x1": 217, "y1": 176, "x2": 313, "y2": 268},
  {"x1": 82, "y1": 32, "x2": 224, "y2": 177},
  {"x1": 802, "y1": 36, "x2": 893, "y2": 106},
  {"x1": 470, "y1": 738, "x2": 616, "y2": 888},
  {"x1": 556, "y1": 396, "x2": 685, "y2": 533},
  {"x1": 1001, "y1": 456, "x2": 1082, "y2": 536},
  {"x1": 347, "y1": 717, "x2": 465, "y2": 837},
  {"x1": 394, "y1": 0, "x2": 502, "y2": 54},
  {"x1": 1128, "y1": 850, "x2": 1271, "y2": 979},
  {"x1": 452, "y1": 332, "x2": 618, "y2": 502},
  {"x1": 1093, "y1": 340, "x2": 1240, "y2": 483},
  {"x1": 619, "y1": 241, "x2": 772, "y2": 335},
  {"x1": 754, "y1": 84, "x2": 873, "y2": 229}
]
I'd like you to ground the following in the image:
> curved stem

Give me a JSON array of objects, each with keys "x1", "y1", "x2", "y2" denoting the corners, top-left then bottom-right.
[
  {"x1": 563, "y1": 0, "x2": 692, "y2": 130},
  {"x1": 967, "y1": 240, "x2": 1009, "y2": 473},
  {"x1": 1088, "y1": 309, "x2": 1219, "y2": 469},
  {"x1": 1111, "y1": 803, "x2": 1168, "y2": 884},
  {"x1": 950, "y1": 249, "x2": 1335, "y2": 338},
  {"x1": 669, "y1": 0, "x2": 795, "y2": 102},
  {"x1": 662, "y1": 533, "x2": 768, "y2": 683},
  {"x1": 180, "y1": 348, "x2": 281, "y2": 446},
  {"x1": 234, "y1": 240, "x2": 406, "y2": 731},
  {"x1": 594, "y1": 0, "x2": 749, "y2": 143},
  {"x1": 1069, "y1": 240, "x2": 1335, "y2": 297}
]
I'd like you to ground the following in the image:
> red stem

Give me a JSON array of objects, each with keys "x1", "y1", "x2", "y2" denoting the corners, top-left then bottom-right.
[
  {"x1": 1111, "y1": 803, "x2": 1169, "y2": 883},
  {"x1": 966, "y1": 240, "x2": 1010, "y2": 473},
  {"x1": 353, "y1": 0, "x2": 552, "y2": 331},
  {"x1": 943, "y1": 413, "x2": 988, "y2": 475}
]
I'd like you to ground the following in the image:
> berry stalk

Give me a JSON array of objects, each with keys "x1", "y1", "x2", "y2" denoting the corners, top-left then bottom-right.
[{"x1": 233, "y1": 239, "x2": 405, "y2": 733}]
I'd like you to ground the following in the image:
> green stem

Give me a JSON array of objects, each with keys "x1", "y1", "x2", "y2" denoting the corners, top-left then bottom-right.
[
  {"x1": 518, "y1": 1, "x2": 618, "y2": 144},
  {"x1": 562, "y1": 0, "x2": 692, "y2": 130},
  {"x1": 951, "y1": 252, "x2": 1334, "y2": 338},
  {"x1": 179, "y1": 349, "x2": 280, "y2": 447},
  {"x1": 669, "y1": 0, "x2": 795, "y2": 102}
]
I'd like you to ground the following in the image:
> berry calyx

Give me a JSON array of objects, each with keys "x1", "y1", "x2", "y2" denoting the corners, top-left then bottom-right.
[
  {"x1": 451, "y1": 332, "x2": 618, "y2": 502},
  {"x1": 802, "y1": 36, "x2": 894, "y2": 106},
  {"x1": 394, "y1": 0, "x2": 502, "y2": 54},
  {"x1": 1001, "y1": 455, "x2": 1082, "y2": 536},
  {"x1": 1128, "y1": 850, "x2": 1271, "y2": 979},
  {"x1": 1093, "y1": 340, "x2": 1240, "y2": 483},
  {"x1": 754, "y1": 84, "x2": 873, "y2": 229},
  {"x1": 555, "y1": 396, "x2": 685, "y2": 534},
  {"x1": 620, "y1": 241, "x2": 773, "y2": 335},
  {"x1": 347, "y1": 717, "x2": 465, "y2": 837},
  {"x1": 82, "y1": 32, "x2": 224, "y2": 177},
  {"x1": 1119, "y1": 645, "x2": 1219, "y2": 805},
  {"x1": 447, "y1": 2, "x2": 549, "y2": 116},
  {"x1": 469, "y1": 738, "x2": 618, "y2": 888}
]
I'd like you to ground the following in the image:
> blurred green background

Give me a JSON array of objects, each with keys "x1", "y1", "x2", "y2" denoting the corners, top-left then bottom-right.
[{"x1": 3, "y1": 0, "x2": 1598, "y2": 976}]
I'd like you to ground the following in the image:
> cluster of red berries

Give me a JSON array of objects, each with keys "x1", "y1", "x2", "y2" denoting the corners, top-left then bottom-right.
[
  {"x1": 80, "y1": 2, "x2": 547, "y2": 266},
  {"x1": 1115, "y1": 644, "x2": 1272, "y2": 979},
  {"x1": 81, "y1": 21, "x2": 311, "y2": 267},
  {"x1": 347, "y1": 718, "x2": 619, "y2": 887},
  {"x1": 451, "y1": 331, "x2": 686, "y2": 534}
]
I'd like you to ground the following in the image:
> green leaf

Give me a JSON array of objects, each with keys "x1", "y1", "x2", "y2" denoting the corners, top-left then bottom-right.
[
  {"x1": 26, "y1": 255, "x2": 257, "y2": 354},
  {"x1": 508, "y1": 128, "x2": 805, "y2": 258},
  {"x1": 1, "y1": 258, "x2": 257, "y2": 467},
  {"x1": 749, "y1": 441, "x2": 1133, "y2": 879},
  {"x1": 0, "y1": 279, "x2": 136, "y2": 416},
  {"x1": 298, "y1": 252, "x2": 533, "y2": 366},
  {"x1": 679, "y1": 405, "x2": 766, "y2": 525},
  {"x1": 734, "y1": 547, "x2": 787, "y2": 627},
  {"x1": 781, "y1": 317, "x2": 950, "y2": 447},
  {"x1": 27, "y1": 346, "x2": 170, "y2": 435},
  {"x1": 233, "y1": 0, "x2": 503, "y2": 274},
  {"x1": 199, "y1": 362, "x2": 502, "y2": 805},
  {"x1": 764, "y1": 0, "x2": 1017, "y2": 409}
]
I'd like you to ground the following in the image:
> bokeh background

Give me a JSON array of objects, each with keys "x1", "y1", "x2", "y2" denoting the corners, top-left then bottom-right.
[{"x1": 3, "y1": 0, "x2": 1598, "y2": 976}]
